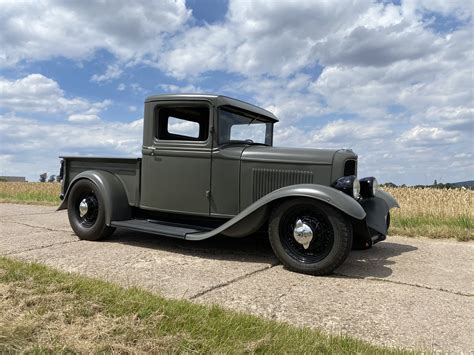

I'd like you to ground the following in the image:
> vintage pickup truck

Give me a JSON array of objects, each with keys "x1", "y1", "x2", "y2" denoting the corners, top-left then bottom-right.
[{"x1": 58, "y1": 94, "x2": 398, "y2": 275}]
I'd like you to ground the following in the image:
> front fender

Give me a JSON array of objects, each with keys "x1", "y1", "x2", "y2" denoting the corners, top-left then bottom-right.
[
  {"x1": 57, "y1": 170, "x2": 131, "y2": 225},
  {"x1": 186, "y1": 184, "x2": 365, "y2": 240},
  {"x1": 356, "y1": 190, "x2": 399, "y2": 244},
  {"x1": 376, "y1": 189, "x2": 400, "y2": 209}
]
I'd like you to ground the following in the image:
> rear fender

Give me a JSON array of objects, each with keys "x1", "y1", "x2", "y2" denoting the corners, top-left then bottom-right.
[
  {"x1": 186, "y1": 184, "x2": 366, "y2": 240},
  {"x1": 57, "y1": 170, "x2": 131, "y2": 225}
]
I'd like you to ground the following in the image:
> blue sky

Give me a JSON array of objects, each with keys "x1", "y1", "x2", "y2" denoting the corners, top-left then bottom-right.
[{"x1": 0, "y1": 0, "x2": 472, "y2": 184}]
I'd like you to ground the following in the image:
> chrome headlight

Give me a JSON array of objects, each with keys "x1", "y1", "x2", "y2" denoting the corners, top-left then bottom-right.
[
  {"x1": 359, "y1": 177, "x2": 379, "y2": 198},
  {"x1": 353, "y1": 178, "x2": 361, "y2": 199},
  {"x1": 333, "y1": 175, "x2": 360, "y2": 199}
]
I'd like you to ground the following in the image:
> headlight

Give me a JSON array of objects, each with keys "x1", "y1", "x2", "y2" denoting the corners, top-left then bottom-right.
[
  {"x1": 359, "y1": 177, "x2": 379, "y2": 198},
  {"x1": 353, "y1": 178, "x2": 361, "y2": 199},
  {"x1": 333, "y1": 175, "x2": 360, "y2": 199}
]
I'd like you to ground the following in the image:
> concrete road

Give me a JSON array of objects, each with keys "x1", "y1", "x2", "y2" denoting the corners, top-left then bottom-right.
[{"x1": 0, "y1": 204, "x2": 472, "y2": 352}]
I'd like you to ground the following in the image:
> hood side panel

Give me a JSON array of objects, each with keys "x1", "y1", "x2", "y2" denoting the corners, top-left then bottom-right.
[
  {"x1": 241, "y1": 146, "x2": 336, "y2": 165},
  {"x1": 240, "y1": 161, "x2": 332, "y2": 210},
  {"x1": 237, "y1": 146, "x2": 357, "y2": 211},
  {"x1": 252, "y1": 168, "x2": 313, "y2": 201}
]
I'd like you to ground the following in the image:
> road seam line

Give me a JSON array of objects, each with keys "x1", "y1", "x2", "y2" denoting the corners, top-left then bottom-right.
[
  {"x1": 0, "y1": 211, "x2": 59, "y2": 218},
  {"x1": 189, "y1": 262, "x2": 279, "y2": 300},
  {"x1": 2, "y1": 220, "x2": 70, "y2": 233},
  {"x1": 333, "y1": 272, "x2": 473, "y2": 297},
  {"x1": 2, "y1": 240, "x2": 81, "y2": 256}
]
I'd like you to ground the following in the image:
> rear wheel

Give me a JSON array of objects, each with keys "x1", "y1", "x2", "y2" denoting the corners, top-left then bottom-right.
[
  {"x1": 67, "y1": 179, "x2": 115, "y2": 241},
  {"x1": 268, "y1": 198, "x2": 352, "y2": 275}
]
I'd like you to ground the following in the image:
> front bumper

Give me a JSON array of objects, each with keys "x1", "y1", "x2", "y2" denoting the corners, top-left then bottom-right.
[{"x1": 354, "y1": 190, "x2": 399, "y2": 247}]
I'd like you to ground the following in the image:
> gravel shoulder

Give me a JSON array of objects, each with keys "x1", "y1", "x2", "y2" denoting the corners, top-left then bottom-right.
[{"x1": 1, "y1": 203, "x2": 472, "y2": 352}]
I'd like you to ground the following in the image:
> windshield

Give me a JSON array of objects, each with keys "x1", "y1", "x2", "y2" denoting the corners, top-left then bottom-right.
[{"x1": 218, "y1": 108, "x2": 273, "y2": 146}]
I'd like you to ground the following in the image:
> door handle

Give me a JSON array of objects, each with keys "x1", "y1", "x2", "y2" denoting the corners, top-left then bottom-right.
[{"x1": 142, "y1": 146, "x2": 158, "y2": 156}]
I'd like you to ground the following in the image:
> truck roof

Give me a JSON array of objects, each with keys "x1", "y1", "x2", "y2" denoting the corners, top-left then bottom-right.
[{"x1": 145, "y1": 94, "x2": 279, "y2": 122}]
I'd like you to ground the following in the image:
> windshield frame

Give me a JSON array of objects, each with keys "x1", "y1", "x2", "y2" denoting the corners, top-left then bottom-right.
[{"x1": 217, "y1": 106, "x2": 274, "y2": 146}]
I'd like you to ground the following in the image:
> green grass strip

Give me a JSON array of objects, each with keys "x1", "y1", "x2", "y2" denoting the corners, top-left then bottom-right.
[{"x1": 0, "y1": 257, "x2": 413, "y2": 354}]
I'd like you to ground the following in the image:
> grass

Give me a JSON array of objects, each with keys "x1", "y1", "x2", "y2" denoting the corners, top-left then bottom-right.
[
  {"x1": 0, "y1": 182, "x2": 472, "y2": 241},
  {"x1": 384, "y1": 187, "x2": 473, "y2": 241},
  {"x1": 0, "y1": 257, "x2": 411, "y2": 354}
]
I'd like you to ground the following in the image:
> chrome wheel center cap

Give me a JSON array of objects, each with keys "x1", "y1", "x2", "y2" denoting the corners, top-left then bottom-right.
[
  {"x1": 79, "y1": 199, "x2": 89, "y2": 218},
  {"x1": 293, "y1": 219, "x2": 313, "y2": 249}
]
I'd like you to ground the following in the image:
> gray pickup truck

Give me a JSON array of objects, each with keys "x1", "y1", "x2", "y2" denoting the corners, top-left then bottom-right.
[{"x1": 58, "y1": 94, "x2": 398, "y2": 275}]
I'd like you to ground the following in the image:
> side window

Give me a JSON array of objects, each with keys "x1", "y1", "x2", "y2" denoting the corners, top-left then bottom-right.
[{"x1": 156, "y1": 107, "x2": 209, "y2": 141}]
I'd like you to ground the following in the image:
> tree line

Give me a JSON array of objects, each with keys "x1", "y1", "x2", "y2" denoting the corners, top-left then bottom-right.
[{"x1": 381, "y1": 180, "x2": 472, "y2": 190}]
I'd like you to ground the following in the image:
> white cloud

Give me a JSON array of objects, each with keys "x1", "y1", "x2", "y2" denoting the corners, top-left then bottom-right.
[
  {"x1": 402, "y1": 0, "x2": 473, "y2": 21},
  {"x1": 130, "y1": 83, "x2": 145, "y2": 94},
  {"x1": 0, "y1": 74, "x2": 111, "y2": 119},
  {"x1": 91, "y1": 63, "x2": 123, "y2": 83},
  {"x1": 158, "y1": 1, "x2": 373, "y2": 78},
  {"x1": 0, "y1": 0, "x2": 191, "y2": 67},
  {"x1": 311, "y1": 120, "x2": 392, "y2": 143},
  {"x1": 159, "y1": 83, "x2": 203, "y2": 93},
  {"x1": 314, "y1": 24, "x2": 441, "y2": 67},
  {"x1": 68, "y1": 114, "x2": 100, "y2": 122},
  {"x1": 0, "y1": 0, "x2": 472, "y2": 185},
  {"x1": 397, "y1": 125, "x2": 460, "y2": 146},
  {"x1": 0, "y1": 114, "x2": 143, "y2": 180}
]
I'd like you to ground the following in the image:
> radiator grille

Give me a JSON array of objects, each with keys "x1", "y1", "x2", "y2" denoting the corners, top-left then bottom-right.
[
  {"x1": 344, "y1": 159, "x2": 357, "y2": 176},
  {"x1": 252, "y1": 168, "x2": 313, "y2": 201}
]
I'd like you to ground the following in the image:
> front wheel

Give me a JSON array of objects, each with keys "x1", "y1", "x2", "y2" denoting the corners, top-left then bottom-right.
[
  {"x1": 268, "y1": 198, "x2": 352, "y2": 275},
  {"x1": 67, "y1": 179, "x2": 115, "y2": 241}
]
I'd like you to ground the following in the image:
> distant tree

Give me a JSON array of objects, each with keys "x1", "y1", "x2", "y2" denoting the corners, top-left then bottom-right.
[
  {"x1": 0, "y1": 178, "x2": 7, "y2": 182},
  {"x1": 434, "y1": 179, "x2": 437, "y2": 186},
  {"x1": 39, "y1": 173, "x2": 47, "y2": 183},
  {"x1": 382, "y1": 182, "x2": 398, "y2": 188},
  {"x1": 48, "y1": 175, "x2": 56, "y2": 183},
  {"x1": 56, "y1": 175, "x2": 62, "y2": 183}
]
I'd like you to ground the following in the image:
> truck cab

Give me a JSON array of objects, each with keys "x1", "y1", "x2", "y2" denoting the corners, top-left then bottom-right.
[
  {"x1": 140, "y1": 95, "x2": 276, "y2": 217},
  {"x1": 58, "y1": 94, "x2": 398, "y2": 276}
]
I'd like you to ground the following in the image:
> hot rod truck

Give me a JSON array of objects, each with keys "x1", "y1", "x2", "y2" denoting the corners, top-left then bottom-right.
[{"x1": 58, "y1": 94, "x2": 398, "y2": 275}]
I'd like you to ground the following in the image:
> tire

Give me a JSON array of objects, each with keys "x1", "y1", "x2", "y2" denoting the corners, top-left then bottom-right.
[
  {"x1": 67, "y1": 179, "x2": 115, "y2": 241},
  {"x1": 268, "y1": 198, "x2": 352, "y2": 275}
]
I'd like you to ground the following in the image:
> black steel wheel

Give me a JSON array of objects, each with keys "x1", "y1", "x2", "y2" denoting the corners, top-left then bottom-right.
[
  {"x1": 269, "y1": 198, "x2": 352, "y2": 275},
  {"x1": 67, "y1": 179, "x2": 115, "y2": 241}
]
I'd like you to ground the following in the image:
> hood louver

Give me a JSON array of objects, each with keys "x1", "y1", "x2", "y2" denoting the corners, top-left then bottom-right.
[{"x1": 252, "y1": 168, "x2": 313, "y2": 201}]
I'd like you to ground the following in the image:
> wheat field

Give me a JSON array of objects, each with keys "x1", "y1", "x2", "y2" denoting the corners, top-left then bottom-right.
[
  {"x1": 0, "y1": 182, "x2": 61, "y2": 205},
  {"x1": 0, "y1": 182, "x2": 472, "y2": 240},
  {"x1": 384, "y1": 187, "x2": 473, "y2": 241}
]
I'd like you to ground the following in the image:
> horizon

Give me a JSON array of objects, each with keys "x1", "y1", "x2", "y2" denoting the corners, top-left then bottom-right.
[{"x1": 0, "y1": 0, "x2": 473, "y2": 184}]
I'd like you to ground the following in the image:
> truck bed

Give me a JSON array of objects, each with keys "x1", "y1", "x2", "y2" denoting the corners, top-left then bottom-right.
[{"x1": 60, "y1": 156, "x2": 141, "y2": 207}]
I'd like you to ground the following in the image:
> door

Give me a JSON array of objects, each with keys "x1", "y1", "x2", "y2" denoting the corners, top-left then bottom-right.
[{"x1": 140, "y1": 103, "x2": 212, "y2": 216}]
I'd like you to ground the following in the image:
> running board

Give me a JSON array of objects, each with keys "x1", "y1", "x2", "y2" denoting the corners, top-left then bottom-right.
[{"x1": 111, "y1": 219, "x2": 212, "y2": 239}]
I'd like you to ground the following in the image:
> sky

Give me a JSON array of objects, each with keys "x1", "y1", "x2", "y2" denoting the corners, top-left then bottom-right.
[{"x1": 0, "y1": 0, "x2": 472, "y2": 185}]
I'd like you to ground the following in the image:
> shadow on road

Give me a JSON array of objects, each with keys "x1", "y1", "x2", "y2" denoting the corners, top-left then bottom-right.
[
  {"x1": 339, "y1": 242, "x2": 418, "y2": 278},
  {"x1": 104, "y1": 229, "x2": 418, "y2": 278},
  {"x1": 105, "y1": 229, "x2": 277, "y2": 264}
]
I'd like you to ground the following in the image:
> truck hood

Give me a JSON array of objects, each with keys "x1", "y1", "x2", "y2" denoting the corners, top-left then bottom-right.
[{"x1": 241, "y1": 146, "x2": 341, "y2": 165}]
